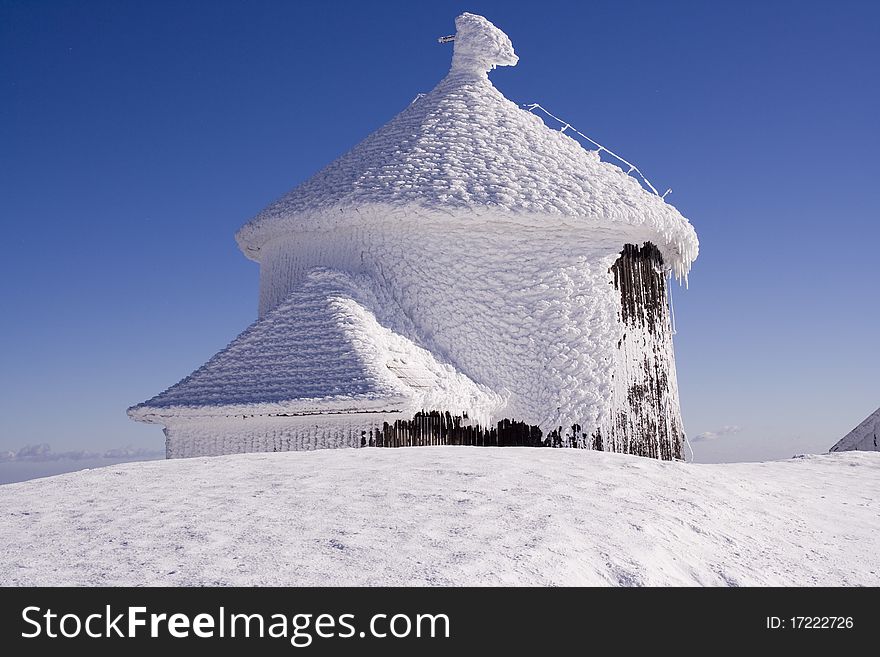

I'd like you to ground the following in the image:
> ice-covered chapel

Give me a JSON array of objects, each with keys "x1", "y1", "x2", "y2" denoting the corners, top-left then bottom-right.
[{"x1": 129, "y1": 13, "x2": 699, "y2": 460}]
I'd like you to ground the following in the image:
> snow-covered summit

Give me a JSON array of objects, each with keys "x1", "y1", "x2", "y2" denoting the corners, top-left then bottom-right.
[
  {"x1": 2, "y1": 449, "x2": 878, "y2": 586},
  {"x1": 236, "y1": 13, "x2": 698, "y2": 278}
]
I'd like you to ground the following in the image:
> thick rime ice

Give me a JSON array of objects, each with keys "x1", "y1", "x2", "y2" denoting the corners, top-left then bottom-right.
[
  {"x1": 450, "y1": 12, "x2": 519, "y2": 75},
  {"x1": 831, "y1": 406, "x2": 880, "y2": 452},
  {"x1": 131, "y1": 13, "x2": 697, "y2": 458},
  {"x1": 235, "y1": 15, "x2": 698, "y2": 278},
  {"x1": 181, "y1": 222, "x2": 626, "y2": 438},
  {"x1": 134, "y1": 223, "x2": 624, "y2": 438}
]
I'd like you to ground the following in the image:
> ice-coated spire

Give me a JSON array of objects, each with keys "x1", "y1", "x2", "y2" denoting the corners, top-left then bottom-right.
[{"x1": 450, "y1": 13, "x2": 518, "y2": 76}]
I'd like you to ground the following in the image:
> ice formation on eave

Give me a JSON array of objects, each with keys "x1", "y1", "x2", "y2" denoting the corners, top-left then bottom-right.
[
  {"x1": 128, "y1": 269, "x2": 501, "y2": 423},
  {"x1": 236, "y1": 12, "x2": 699, "y2": 278},
  {"x1": 830, "y1": 406, "x2": 880, "y2": 452}
]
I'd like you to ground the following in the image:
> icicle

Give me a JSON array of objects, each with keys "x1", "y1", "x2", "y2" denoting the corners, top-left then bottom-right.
[{"x1": 683, "y1": 430, "x2": 694, "y2": 463}]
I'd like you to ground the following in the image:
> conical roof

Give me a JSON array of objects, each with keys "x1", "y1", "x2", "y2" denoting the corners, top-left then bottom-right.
[
  {"x1": 128, "y1": 269, "x2": 500, "y2": 422},
  {"x1": 236, "y1": 13, "x2": 698, "y2": 278}
]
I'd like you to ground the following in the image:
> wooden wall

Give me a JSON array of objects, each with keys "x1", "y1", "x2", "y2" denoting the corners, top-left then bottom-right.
[
  {"x1": 605, "y1": 242, "x2": 684, "y2": 461},
  {"x1": 364, "y1": 412, "x2": 544, "y2": 448}
]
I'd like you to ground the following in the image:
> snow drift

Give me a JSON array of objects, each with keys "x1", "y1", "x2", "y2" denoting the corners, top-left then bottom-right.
[{"x1": 1, "y1": 448, "x2": 877, "y2": 586}]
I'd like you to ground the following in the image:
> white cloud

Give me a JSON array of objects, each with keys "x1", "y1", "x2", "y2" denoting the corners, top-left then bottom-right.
[
  {"x1": 691, "y1": 425, "x2": 742, "y2": 443},
  {"x1": 0, "y1": 444, "x2": 163, "y2": 463}
]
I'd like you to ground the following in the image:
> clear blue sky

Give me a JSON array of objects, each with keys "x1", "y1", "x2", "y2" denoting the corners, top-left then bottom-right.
[{"x1": 1, "y1": 0, "x2": 877, "y2": 476}]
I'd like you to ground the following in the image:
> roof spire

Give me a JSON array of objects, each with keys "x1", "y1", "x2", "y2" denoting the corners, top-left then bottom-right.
[{"x1": 449, "y1": 13, "x2": 518, "y2": 76}]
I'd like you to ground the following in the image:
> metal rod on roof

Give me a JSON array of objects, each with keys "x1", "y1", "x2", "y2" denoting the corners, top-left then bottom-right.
[{"x1": 525, "y1": 102, "x2": 664, "y2": 198}]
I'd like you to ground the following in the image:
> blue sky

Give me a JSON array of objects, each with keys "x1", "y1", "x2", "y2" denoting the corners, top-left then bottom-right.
[{"x1": 1, "y1": 0, "x2": 877, "y2": 479}]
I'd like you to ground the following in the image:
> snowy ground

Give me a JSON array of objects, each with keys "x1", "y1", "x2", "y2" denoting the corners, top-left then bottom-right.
[{"x1": 0, "y1": 447, "x2": 877, "y2": 586}]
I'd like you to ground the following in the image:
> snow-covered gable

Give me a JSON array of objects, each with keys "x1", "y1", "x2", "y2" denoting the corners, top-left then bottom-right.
[
  {"x1": 831, "y1": 406, "x2": 880, "y2": 452},
  {"x1": 236, "y1": 13, "x2": 699, "y2": 278},
  {"x1": 129, "y1": 269, "x2": 500, "y2": 423}
]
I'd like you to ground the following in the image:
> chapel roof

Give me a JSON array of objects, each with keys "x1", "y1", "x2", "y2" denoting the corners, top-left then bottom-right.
[
  {"x1": 128, "y1": 269, "x2": 500, "y2": 422},
  {"x1": 236, "y1": 13, "x2": 698, "y2": 278}
]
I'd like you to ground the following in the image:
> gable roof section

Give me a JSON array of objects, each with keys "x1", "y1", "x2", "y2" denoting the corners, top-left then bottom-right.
[
  {"x1": 831, "y1": 406, "x2": 880, "y2": 452},
  {"x1": 129, "y1": 269, "x2": 501, "y2": 423}
]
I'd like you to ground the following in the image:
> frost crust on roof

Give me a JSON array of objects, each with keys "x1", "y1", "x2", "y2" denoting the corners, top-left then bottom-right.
[
  {"x1": 129, "y1": 269, "x2": 501, "y2": 423},
  {"x1": 450, "y1": 12, "x2": 518, "y2": 75},
  {"x1": 236, "y1": 14, "x2": 698, "y2": 278}
]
